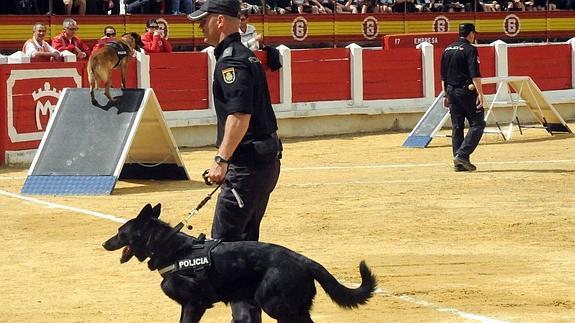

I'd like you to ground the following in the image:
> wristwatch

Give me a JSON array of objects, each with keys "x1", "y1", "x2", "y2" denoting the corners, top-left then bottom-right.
[{"x1": 214, "y1": 155, "x2": 229, "y2": 164}]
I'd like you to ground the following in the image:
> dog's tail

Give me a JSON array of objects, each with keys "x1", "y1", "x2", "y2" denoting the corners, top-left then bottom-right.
[{"x1": 311, "y1": 260, "x2": 377, "y2": 309}]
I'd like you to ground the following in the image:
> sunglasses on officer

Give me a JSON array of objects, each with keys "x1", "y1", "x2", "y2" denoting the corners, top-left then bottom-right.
[{"x1": 105, "y1": 32, "x2": 116, "y2": 37}]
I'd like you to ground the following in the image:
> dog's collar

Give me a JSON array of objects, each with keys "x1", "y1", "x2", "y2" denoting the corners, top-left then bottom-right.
[{"x1": 157, "y1": 239, "x2": 221, "y2": 278}]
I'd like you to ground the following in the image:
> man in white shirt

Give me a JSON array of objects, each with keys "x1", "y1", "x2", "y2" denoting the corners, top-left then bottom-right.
[
  {"x1": 23, "y1": 22, "x2": 62, "y2": 61},
  {"x1": 238, "y1": 11, "x2": 262, "y2": 50}
]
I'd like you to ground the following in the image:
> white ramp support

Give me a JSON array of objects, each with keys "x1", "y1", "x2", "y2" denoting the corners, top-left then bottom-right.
[
  {"x1": 403, "y1": 76, "x2": 572, "y2": 148},
  {"x1": 482, "y1": 76, "x2": 572, "y2": 140}
]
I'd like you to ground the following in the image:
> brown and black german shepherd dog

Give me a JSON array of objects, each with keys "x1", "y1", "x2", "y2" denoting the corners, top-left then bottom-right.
[
  {"x1": 103, "y1": 204, "x2": 377, "y2": 323},
  {"x1": 87, "y1": 32, "x2": 143, "y2": 105}
]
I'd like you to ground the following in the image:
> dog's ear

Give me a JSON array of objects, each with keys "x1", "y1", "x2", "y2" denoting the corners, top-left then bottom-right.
[
  {"x1": 152, "y1": 203, "x2": 161, "y2": 219},
  {"x1": 131, "y1": 32, "x2": 144, "y2": 49},
  {"x1": 136, "y1": 203, "x2": 153, "y2": 221}
]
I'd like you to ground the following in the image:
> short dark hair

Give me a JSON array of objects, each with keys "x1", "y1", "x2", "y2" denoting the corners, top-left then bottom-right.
[
  {"x1": 459, "y1": 23, "x2": 476, "y2": 37},
  {"x1": 103, "y1": 25, "x2": 116, "y2": 34}
]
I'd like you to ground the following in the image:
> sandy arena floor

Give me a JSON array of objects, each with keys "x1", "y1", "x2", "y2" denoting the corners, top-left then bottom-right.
[{"x1": 0, "y1": 123, "x2": 574, "y2": 323}]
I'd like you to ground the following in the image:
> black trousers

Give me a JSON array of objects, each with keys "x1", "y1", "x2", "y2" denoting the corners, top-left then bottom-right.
[
  {"x1": 447, "y1": 85, "x2": 486, "y2": 160},
  {"x1": 211, "y1": 155, "x2": 280, "y2": 323}
]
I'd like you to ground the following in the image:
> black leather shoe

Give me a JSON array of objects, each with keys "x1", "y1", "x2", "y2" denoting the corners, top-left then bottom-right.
[
  {"x1": 453, "y1": 164, "x2": 470, "y2": 172},
  {"x1": 453, "y1": 155, "x2": 477, "y2": 171}
]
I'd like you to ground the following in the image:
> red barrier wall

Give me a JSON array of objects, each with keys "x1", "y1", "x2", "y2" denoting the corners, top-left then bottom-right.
[
  {"x1": 508, "y1": 44, "x2": 572, "y2": 91},
  {"x1": 291, "y1": 48, "x2": 351, "y2": 102},
  {"x1": 363, "y1": 48, "x2": 423, "y2": 100},
  {"x1": 0, "y1": 61, "x2": 86, "y2": 165},
  {"x1": 149, "y1": 52, "x2": 209, "y2": 111},
  {"x1": 255, "y1": 51, "x2": 281, "y2": 105}
]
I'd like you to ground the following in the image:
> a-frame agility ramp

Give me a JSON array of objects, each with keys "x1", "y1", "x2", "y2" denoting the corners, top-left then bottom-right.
[
  {"x1": 403, "y1": 76, "x2": 572, "y2": 148},
  {"x1": 21, "y1": 88, "x2": 190, "y2": 195}
]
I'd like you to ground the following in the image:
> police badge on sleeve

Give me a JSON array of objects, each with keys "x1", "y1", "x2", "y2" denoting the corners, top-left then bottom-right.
[{"x1": 222, "y1": 67, "x2": 236, "y2": 84}]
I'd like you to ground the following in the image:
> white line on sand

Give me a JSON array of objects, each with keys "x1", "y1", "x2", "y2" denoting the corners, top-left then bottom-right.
[
  {"x1": 0, "y1": 189, "x2": 126, "y2": 224},
  {"x1": 0, "y1": 187, "x2": 509, "y2": 322},
  {"x1": 282, "y1": 159, "x2": 574, "y2": 171},
  {"x1": 0, "y1": 176, "x2": 27, "y2": 180}
]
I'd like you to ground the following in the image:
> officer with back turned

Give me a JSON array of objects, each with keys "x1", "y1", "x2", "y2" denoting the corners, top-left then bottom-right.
[
  {"x1": 187, "y1": 0, "x2": 282, "y2": 321},
  {"x1": 440, "y1": 23, "x2": 486, "y2": 172}
]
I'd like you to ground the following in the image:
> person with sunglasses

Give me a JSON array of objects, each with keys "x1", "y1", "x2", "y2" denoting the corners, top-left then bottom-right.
[
  {"x1": 92, "y1": 25, "x2": 118, "y2": 53},
  {"x1": 141, "y1": 18, "x2": 173, "y2": 53},
  {"x1": 52, "y1": 18, "x2": 91, "y2": 59}
]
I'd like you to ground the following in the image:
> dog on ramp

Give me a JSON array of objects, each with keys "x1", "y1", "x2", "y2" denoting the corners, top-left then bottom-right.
[
  {"x1": 103, "y1": 203, "x2": 377, "y2": 323},
  {"x1": 87, "y1": 32, "x2": 143, "y2": 105}
]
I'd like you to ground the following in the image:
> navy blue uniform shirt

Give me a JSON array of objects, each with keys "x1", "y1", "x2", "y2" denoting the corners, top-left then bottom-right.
[
  {"x1": 212, "y1": 32, "x2": 278, "y2": 148},
  {"x1": 440, "y1": 38, "x2": 481, "y2": 87}
]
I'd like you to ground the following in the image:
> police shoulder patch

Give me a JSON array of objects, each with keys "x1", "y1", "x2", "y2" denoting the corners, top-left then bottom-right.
[{"x1": 222, "y1": 67, "x2": 236, "y2": 84}]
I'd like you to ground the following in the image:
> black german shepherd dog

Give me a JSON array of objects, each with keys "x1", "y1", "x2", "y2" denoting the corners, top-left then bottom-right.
[{"x1": 103, "y1": 203, "x2": 377, "y2": 323}]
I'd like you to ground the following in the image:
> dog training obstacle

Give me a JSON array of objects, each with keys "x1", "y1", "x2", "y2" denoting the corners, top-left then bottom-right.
[
  {"x1": 403, "y1": 76, "x2": 572, "y2": 148},
  {"x1": 21, "y1": 88, "x2": 189, "y2": 195}
]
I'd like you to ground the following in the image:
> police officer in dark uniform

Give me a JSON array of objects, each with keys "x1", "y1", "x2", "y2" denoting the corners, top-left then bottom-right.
[
  {"x1": 188, "y1": 1, "x2": 281, "y2": 322},
  {"x1": 441, "y1": 23, "x2": 486, "y2": 172}
]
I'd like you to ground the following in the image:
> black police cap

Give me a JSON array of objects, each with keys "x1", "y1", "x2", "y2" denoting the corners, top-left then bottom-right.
[
  {"x1": 187, "y1": 0, "x2": 240, "y2": 21},
  {"x1": 459, "y1": 23, "x2": 477, "y2": 37}
]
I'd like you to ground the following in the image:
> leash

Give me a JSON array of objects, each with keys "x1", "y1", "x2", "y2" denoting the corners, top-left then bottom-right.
[{"x1": 155, "y1": 170, "x2": 244, "y2": 250}]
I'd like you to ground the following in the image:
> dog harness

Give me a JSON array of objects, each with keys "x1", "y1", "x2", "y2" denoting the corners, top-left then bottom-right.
[
  {"x1": 158, "y1": 238, "x2": 221, "y2": 278},
  {"x1": 106, "y1": 41, "x2": 131, "y2": 68}
]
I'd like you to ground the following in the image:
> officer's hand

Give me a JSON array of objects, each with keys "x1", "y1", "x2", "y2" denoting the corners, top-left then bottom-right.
[
  {"x1": 207, "y1": 162, "x2": 228, "y2": 184},
  {"x1": 476, "y1": 94, "x2": 484, "y2": 109},
  {"x1": 443, "y1": 96, "x2": 449, "y2": 109}
]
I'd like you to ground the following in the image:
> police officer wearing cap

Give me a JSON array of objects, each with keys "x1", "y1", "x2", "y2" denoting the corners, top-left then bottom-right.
[
  {"x1": 441, "y1": 23, "x2": 486, "y2": 172},
  {"x1": 188, "y1": 1, "x2": 281, "y2": 322}
]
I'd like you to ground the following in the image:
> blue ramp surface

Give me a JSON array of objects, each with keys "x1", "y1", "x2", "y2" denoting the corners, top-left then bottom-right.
[
  {"x1": 403, "y1": 95, "x2": 448, "y2": 148},
  {"x1": 22, "y1": 88, "x2": 145, "y2": 195}
]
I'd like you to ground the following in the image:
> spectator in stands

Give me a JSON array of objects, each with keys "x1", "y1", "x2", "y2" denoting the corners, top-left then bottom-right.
[
  {"x1": 171, "y1": 0, "x2": 193, "y2": 14},
  {"x1": 381, "y1": 0, "x2": 395, "y2": 12},
  {"x1": 482, "y1": 0, "x2": 503, "y2": 11},
  {"x1": 12, "y1": 0, "x2": 40, "y2": 14},
  {"x1": 23, "y1": 22, "x2": 62, "y2": 62},
  {"x1": 141, "y1": 18, "x2": 173, "y2": 53},
  {"x1": 239, "y1": 11, "x2": 263, "y2": 50},
  {"x1": 92, "y1": 25, "x2": 117, "y2": 53},
  {"x1": 548, "y1": 0, "x2": 566, "y2": 9},
  {"x1": 429, "y1": 0, "x2": 445, "y2": 11},
  {"x1": 126, "y1": 0, "x2": 164, "y2": 14},
  {"x1": 507, "y1": 0, "x2": 527, "y2": 10},
  {"x1": 52, "y1": 18, "x2": 90, "y2": 60},
  {"x1": 106, "y1": 0, "x2": 121, "y2": 14},
  {"x1": 157, "y1": 18, "x2": 170, "y2": 40},
  {"x1": 241, "y1": 0, "x2": 264, "y2": 13},
  {"x1": 291, "y1": 0, "x2": 314, "y2": 12},
  {"x1": 63, "y1": 0, "x2": 86, "y2": 15},
  {"x1": 315, "y1": 0, "x2": 334, "y2": 13},
  {"x1": 266, "y1": 0, "x2": 293, "y2": 13},
  {"x1": 532, "y1": 0, "x2": 546, "y2": 9},
  {"x1": 392, "y1": 0, "x2": 418, "y2": 11},
  {"x1": 86, "y1": 0, "x2": 120, "y2": 14},
  {"x1": 334, "y1": 0, "x2": 359, "y2": 13},
  {"x1": 360, "y1": 0, "x2": 380, "y2": 12}
]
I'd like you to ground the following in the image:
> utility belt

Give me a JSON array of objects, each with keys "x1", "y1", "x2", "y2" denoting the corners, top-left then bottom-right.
[
  {"x1": 447, "y1": 82, "x2": 477, "y2": 92},
  {"x1": 234, "y1": 132, "x2": 283, "y2": 163}
]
